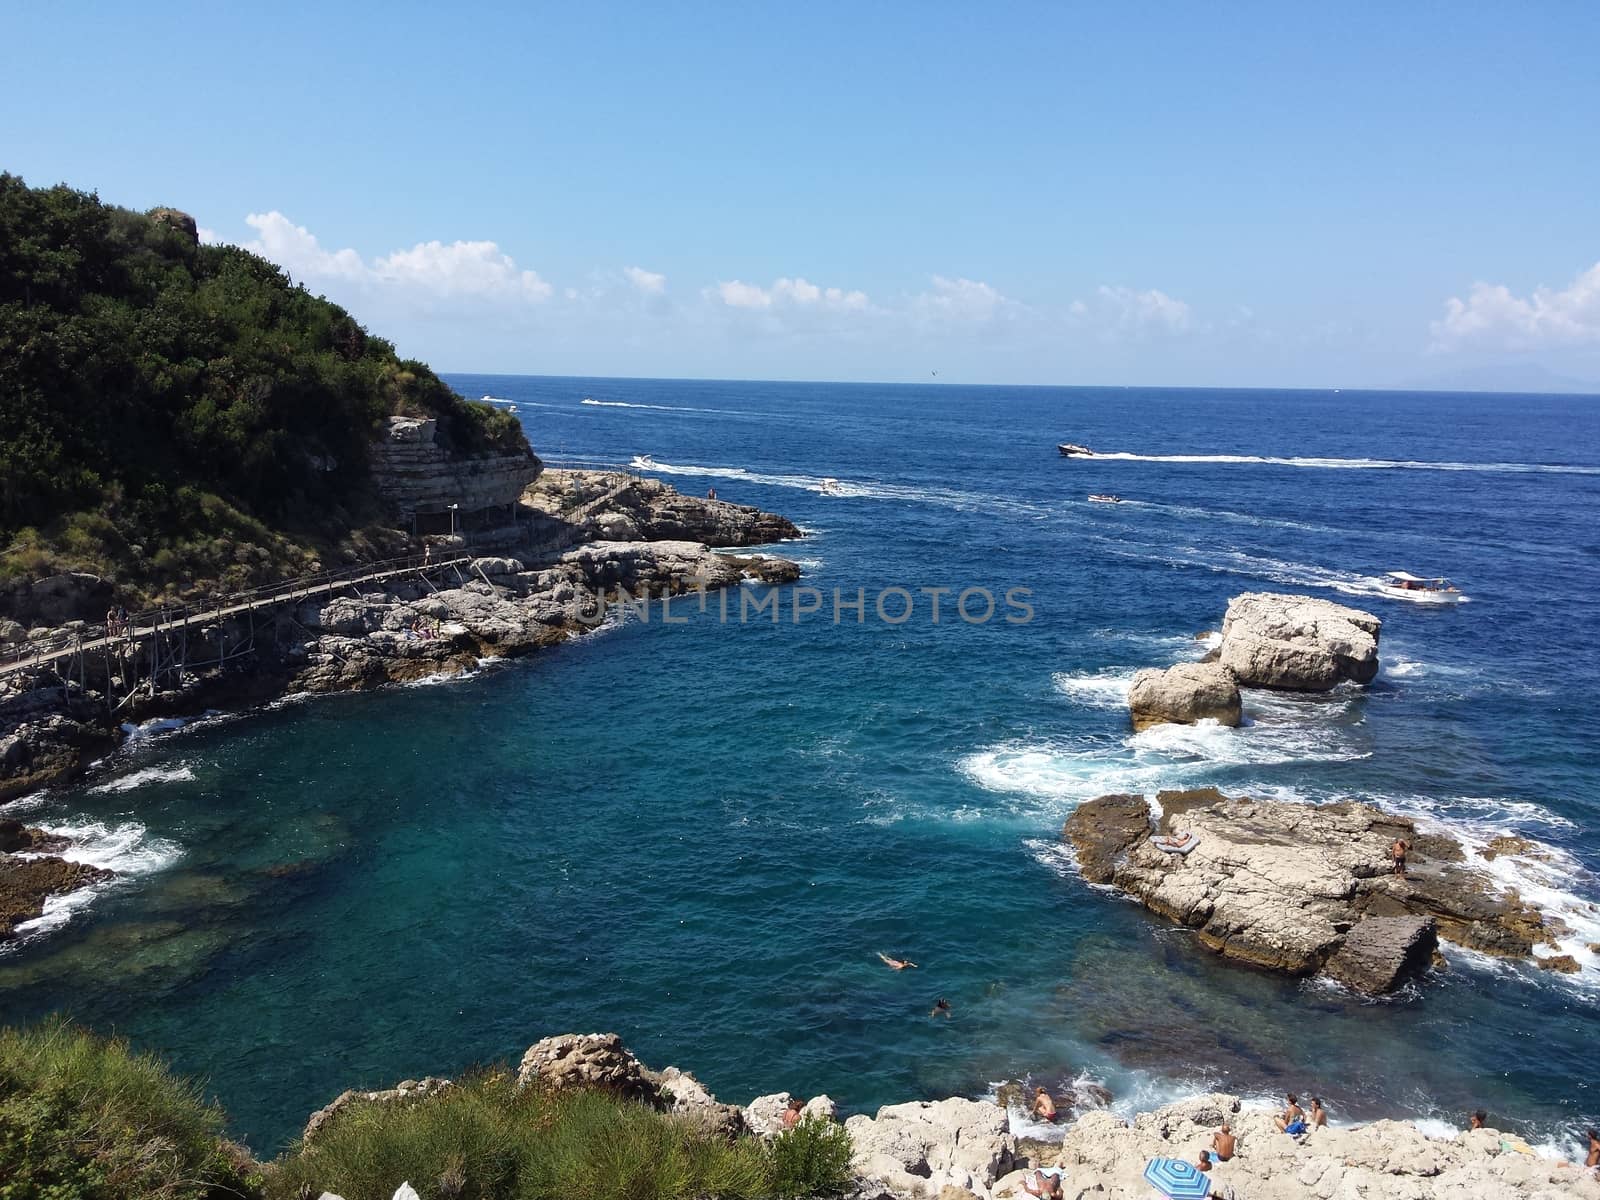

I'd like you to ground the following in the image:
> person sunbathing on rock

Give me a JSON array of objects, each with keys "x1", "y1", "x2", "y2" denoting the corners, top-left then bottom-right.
[
  {"x1": 1309, "y1": 1097, "x2": 1328, "y2": 1128},
  {"x1": 1469, "y1": 1109, "x2": 1489, "y2": 1131},
  {"x1": 782, "y1": 1097, "x2": 804, "y2": 1130},
  {"x1": 1197, "y1": 1150, "x2": 1214, "y2": 1172},
  {"x1": 1275, "y1": 1093, "x2": 1307, "y2": 1135},
  {"x1": 877, "y1": 952, "x2": 917, "y2": 970},
  {"x1": 1585, "y1": 1127, "x2": 1598, "y2": 1171},
  {"x1": 1211, "y1": 1123, "x2": 1236, "y2": 1161},
  {"x1": 1021, "y1": 1170, "x2": 1063, "y2": 1199}
]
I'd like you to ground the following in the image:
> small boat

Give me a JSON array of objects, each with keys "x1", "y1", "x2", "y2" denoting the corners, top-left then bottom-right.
[
  {"x1": 1088, "y1": 494, "x2": 1123, "y2": 504},
  {"x1": 1384, "y1": 572, "x2": 1464, "y2": 603},
  {"x1": 818, "y1": 477, "x2": 842, "y2": 495},
  {"x1": 1058, "y1": 443, "x2": 1096, "y2": 457},
  {"x1": 634, "y1": 454, "x2": 656, "y2": 470}
]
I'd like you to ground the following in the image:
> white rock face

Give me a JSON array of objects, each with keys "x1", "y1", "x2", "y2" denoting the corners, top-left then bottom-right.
[
  {"x1": 845, "y1": 1097, "x2": 1015, "y2": 1198},
  {"x1": 1218, "y1": 592, "x2": 1381, "y2": 690},
  {"x1": 1128, "y1": 662, "x2": 1241, "y2": 730},
  {"x1": 1026, "y1": 1093, "x2": 1600, "y2": 1200}
]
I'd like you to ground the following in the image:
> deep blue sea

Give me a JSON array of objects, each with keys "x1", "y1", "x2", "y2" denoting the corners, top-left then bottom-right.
[{"x1": 4, "y1": 378, "x2": 1599, "y2": 1158}]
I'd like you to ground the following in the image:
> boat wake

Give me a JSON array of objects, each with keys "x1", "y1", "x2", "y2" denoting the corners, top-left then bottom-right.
[
  {"x1": 631, "y1": 457, "x2": 1051, "y2": 517},
  {"x1": 584, "y1": 398, "x2": 747, "y2": 415},
  {"x1": 1085, "y1": 451, "x2": 1600, "y2": 475},
  {"x1": 88, "y1": 765, "x2": 196, "y2": 794}
]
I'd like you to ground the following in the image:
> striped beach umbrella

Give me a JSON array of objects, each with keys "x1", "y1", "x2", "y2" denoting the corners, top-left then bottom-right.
[{"x1": 1142, "y1": 1156, "x2": 1212, "y2": 1200}]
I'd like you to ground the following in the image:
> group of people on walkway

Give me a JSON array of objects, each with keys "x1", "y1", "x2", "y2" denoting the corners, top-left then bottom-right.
[{"x1": 103, "y1": 605, "x2": 131, "y2": 637}]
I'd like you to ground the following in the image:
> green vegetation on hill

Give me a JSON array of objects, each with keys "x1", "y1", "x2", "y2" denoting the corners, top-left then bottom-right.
[
  {"x1": 0, "y1": 1022, "x2": 855, "y2": 1200},
  {"x1": 0, "y1": 1018, "x2": 260, "y2": 1199},
  {"x1": 0, "y1": 173, "x2": 527, "y2": 605}
]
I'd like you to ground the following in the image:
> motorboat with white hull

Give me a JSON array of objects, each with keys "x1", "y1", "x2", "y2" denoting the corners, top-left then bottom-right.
[{"x1": 1384, "y1": 572, "x2": 1464, "y2": 603}]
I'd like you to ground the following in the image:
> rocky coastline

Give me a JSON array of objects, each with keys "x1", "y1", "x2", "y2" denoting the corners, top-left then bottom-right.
[
  {"x1": 0, "y1": 470, "x2": 803, "y2": 941},
  {"x1": 297, "y1": 1031, "x2": 1600, "y2": 1200}
]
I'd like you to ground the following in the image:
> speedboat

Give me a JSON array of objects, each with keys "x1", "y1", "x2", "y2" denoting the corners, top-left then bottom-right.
[
  {"x1": 1384, "y1": 572, "x2": 1464, "y2": 603},
  {"x1": 1058, "y1": 443, "x2": 1096, "y2": 457},
  {"x1": 1087, "y1": 494, "x2": 1122, "y2": 504},
  {"x1": 633, "y1": 454, "x2": 656, "y2": 470}
]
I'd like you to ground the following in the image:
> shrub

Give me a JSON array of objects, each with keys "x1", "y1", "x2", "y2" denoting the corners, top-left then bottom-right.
[
  {"x1": 265, "y1": 1073, "x2": 850, "y2": 1200},
  {"x1": 767, "y1": 1116, "x2": 855, "y2": 1199},
  {"x1": 0, "y1": 1018, "x2": 262, "y2": 1200}
]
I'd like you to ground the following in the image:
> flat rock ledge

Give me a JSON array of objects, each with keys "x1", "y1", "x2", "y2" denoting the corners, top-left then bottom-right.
[
  {"x1": 1062, "y1": 789, "x2": 1556, "y2": 993},
  {"x1": 1000, "y1": 1092, "x2": 1600, "y2": 1200}
]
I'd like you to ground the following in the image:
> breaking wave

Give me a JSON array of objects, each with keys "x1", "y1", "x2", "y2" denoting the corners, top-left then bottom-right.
[{"x1": 88, "y1": 765, "x2": 196, "y2": 794}]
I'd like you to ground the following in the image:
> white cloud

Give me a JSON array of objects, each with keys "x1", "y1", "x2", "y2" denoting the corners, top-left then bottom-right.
[
  {"x1": 914, "y1": 275, "x2": 1013, "y2": 321},
  {"x1": 1094, "y1": 285, "x2": 1192, "y2": 335},
  {"x1": 231, "y1": 211, "x2": 550, "y2": 303},
  {"x1": 713, "y1": 276, "x2": 869, "y2": 312},
  {"x1": 1430, "y1": 261, "x2": 1600, "y2": 351},
  {"x1": 624, "y1": 265, "x2": 666, "y2": 294}
]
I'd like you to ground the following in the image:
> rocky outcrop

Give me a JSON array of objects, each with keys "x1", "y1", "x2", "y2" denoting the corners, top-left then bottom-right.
[
  {"x1": 1127, "y1": 662, "x2": 1241, "y2": 730},
  {"x1": 369, "y1": 415, "x2": 542, "y2": 525},
  {"x1": 1323, "y1": 915, "x2": 1439, "y2": 993},
  {"x1": 517, "y1": 1032, "x2": 657, "y2": 1102},
  {"x1": 1062, "y1": 791, "x2": 1553, "y2": 993},
  {"x1": 743, "y1": 1091, "x2": 840, "y2": 1137},
  {"x1": 845, "y1": 1098, "x2": 1015, "y2": 1200},
  {"x1": 149, "y1": 207, "x2": 200, "y2": 243},
  {"x1": 1, "y1": 853, "x2": 113, "y2": 939},
  {"x1": 0, "y1": 714, "x2": 116, "y2": 802},
  {"x1": 525, "y1": 470, "x2": 802, "y2": 549},
  {"x1": 302, "y1": 1077, "x2": 452, "y2": 1144},
  {"x1": 1001, "y1": 1091, "x2": 1600, "y2": 1200},
  {"x1": 1218, "y1": 592, "x2": 1381, "y2": 690},
  {"x1": 1, "y1": 570, "x2": 113, "y2": 627}
]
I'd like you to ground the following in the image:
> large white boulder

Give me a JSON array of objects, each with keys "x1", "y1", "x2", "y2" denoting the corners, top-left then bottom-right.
[
  {"x1": 845, "y1": 1097, "x2": 1014, "y2": 1198},
  {"x1": 1128, "y1": 662, "x2": 1241, "y2": 730},
  {"x1": 1218, "y1": 592, "x2": 1381, "y2": 690}
]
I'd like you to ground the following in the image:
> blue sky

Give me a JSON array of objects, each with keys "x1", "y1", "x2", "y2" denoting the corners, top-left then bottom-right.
[{"x1": 7, "y1": 2, "x2": 1600, "y2": 387}]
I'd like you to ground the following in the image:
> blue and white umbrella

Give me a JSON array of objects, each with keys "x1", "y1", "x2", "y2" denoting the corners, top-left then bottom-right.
[{"x1": 1143, "y1": 1156, "x2": 1212, "y2": 1200}]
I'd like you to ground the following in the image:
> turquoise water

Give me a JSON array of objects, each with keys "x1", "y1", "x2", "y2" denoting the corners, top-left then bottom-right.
[{"x1": 3, "y1": 379, "x2": 1599, "y2": 1156}]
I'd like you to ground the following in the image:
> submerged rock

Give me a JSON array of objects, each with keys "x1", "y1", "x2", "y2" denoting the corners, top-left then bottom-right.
[
  {"x1": 0, "y1": 853, "x2": 114, "y2": 939},
  {"x1": 1127, "y1": 661, "x2": 1241, "y2": 730},
  {"x1": 1218, "y1": 592, "x2": 1381, "y2": 690},
  {"x1": 1061, "y1": 791, "x2": 1554, "y2": 994}
]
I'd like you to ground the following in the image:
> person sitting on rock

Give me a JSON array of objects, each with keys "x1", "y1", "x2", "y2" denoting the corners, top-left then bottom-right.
[
  {"x1": 1309, "y1": 1097, "x2": 1328, "y2": 1128},
  {"x1": 1275, "y1": 1093, "x2": 1307, "y2": 1135},
  {"x1": 1212, "y1": 1122, "x2": 1236, "y2": 1161},
  {"x1": 1031, "y1": 1086, "x2": 1058, "y2": 1122},
  {"x1": 1585, "y1": 1127, "x2": 1598, "y2": 1170},
  {"x1": 1391, "y1": 838, "x2": 1410, "y2": 876},
  {"x1": 1469, "y1": 1109, "x2": 1489, "y2": 1131},
  {"x1": 877, "y1": 952, "x2": 916, "y2": 970},
  {"x1": 781, "y1": 1097, "x2": 804, "y2": 1130},
  {"x1": 1197, "y1": 1150, "x2": 1214, "y2": 1172}
]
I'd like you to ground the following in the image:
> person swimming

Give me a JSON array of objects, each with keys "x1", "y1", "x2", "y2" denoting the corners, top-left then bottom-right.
[
  {"x1": 877, "y1": 952, "x2": 917, "y2": 970},
  {"x1": 930, "y1": 998, "x2": 951, "y2": 1018},
  {"x1": 1032, "y1": 1087, "x2": 1058, "y2": 1122}
]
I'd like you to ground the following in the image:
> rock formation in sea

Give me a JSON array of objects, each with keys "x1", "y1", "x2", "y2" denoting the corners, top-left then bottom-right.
[
  {"x1": 1127, "y1": 661, "x2": 1242, "y2": 730},
  {"x1": 0, "y1": 823, "x2": 113, "y2": 940},
  {"x1": 1061, "y1": 789, "x2": 1559, "y2": 993},
  {"x1": 1217, "y1": 591, "x2": 1381, "y2": 691},
  {"x1": 1123, "y1": 592, "x2": 1381, "y2": 730}
]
